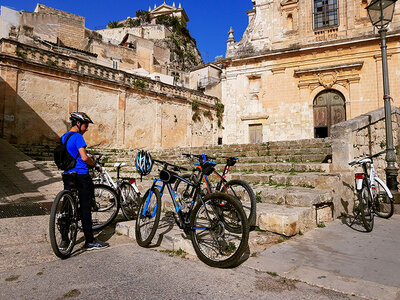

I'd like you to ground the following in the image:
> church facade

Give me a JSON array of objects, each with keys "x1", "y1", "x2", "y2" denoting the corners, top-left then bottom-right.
[{"x1": 221, "y1": 0, "x2": 400, "y2": 144}]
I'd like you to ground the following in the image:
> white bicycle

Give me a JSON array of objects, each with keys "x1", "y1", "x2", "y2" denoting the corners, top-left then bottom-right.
[
  {"x1": 349, "y1": 151, "x2": 394, "y2": 232},
  {"x1": 92, "y1": 156, "x2": 141, "y2": 221}
]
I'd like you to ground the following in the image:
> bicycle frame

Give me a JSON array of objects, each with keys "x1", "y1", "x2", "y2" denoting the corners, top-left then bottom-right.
[
  {"x1": 145, "y1": 174, "x2": 196, "y2": 228},
  {"x1": 356, "y1": 160, "x2": 393, "y2": 199},
  {"x1": 95, "y1": 163, "x2": 140, "y2": 199},
  {"x1": 193, "y1": 162, "x2": 230, "y2": 194}
]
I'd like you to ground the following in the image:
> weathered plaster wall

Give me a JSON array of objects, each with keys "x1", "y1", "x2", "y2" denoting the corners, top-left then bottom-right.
[
  {"x1": 222, "y1": 36, "x2": 400, "y2": 144},
  {"x1": 0, "y1": 39, "x2": 220, "y2": 150}
]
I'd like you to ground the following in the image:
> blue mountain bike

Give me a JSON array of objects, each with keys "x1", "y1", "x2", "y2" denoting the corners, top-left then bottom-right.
[{"x1": 135, "y1": 159, "x2": 249, "y2": 268}]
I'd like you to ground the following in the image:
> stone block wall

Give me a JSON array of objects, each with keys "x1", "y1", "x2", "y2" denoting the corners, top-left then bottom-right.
[
  {"x1": 331, "y1": 107, "x2": 400, "y2": 181},
  {"x1": 330, "y1": 107, "x2": 400, "y2": 214}
]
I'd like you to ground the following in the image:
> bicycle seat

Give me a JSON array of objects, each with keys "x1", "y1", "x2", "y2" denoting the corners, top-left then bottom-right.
[{"x1": 114, "y1": 163, "x2": 126, "y2": 168}]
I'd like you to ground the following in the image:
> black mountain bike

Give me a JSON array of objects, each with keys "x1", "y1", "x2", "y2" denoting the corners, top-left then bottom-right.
[
  {"x1": 174, "y1": 153, "x2": 257, "y2": 227},
  {"x1": 49, "y1": 172, "x2": 118, "y2": 259},
  {"x1": 135, "y1": 159, "x2": 249, "y2": 268}
]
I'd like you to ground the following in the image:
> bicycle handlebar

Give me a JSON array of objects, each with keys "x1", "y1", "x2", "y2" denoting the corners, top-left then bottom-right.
[
  {"x1": 348, "y1": 150, "x2": 386, "y2": 166},
  {"x1": 153, "y1": 159, "x2": 188, "y2": 172},
  {"x1": 182, "y1": 153, "x2": 216, "y2": 162}
]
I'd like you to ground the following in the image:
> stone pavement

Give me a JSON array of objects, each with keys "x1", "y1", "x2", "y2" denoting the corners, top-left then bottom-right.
[
  {"x1": 0, "y1": 139, "x2": 62, "y2": 204},
  {"x1": 244, "y1": 216, "x2": 400, "y2": 300}
]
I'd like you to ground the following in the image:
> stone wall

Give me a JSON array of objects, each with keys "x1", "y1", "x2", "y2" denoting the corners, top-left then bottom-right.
[
  {"x1": 226, "y1": 0, "x2": 400, "y2": 58},
  {"x1": 96, "y1": 25, "x2": 171, "y2": 45},
  {"x1": 331, "y1": 107, "x2": 400, "y2": 181},
  {"x1": 0, "y1": 38, "x2": 220, "y2": 149},
  {"x1": 221, "y1": 32, "x2": 400, "y2": 145},
  {"x1": 21, "y1": 4, "x2": 86, "y2": 50}
]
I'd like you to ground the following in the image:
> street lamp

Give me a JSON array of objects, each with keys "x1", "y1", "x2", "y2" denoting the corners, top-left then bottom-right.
[{"x1": 366, "y1": 0, "x2": 399, "y2": 191}]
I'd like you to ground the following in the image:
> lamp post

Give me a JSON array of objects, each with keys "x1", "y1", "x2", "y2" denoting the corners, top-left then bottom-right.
[{"x1": 366, "y1": 0, "x2": 399, "y2": 191}]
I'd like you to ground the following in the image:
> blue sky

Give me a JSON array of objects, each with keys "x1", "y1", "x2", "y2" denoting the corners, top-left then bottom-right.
[{"x1": 2, "y1": 0, "x2": 253, "y2": 62}]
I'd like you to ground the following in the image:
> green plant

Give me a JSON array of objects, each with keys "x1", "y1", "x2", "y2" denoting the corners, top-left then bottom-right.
[
  {"x1": 159, "y1": 248, "x2": 187, "y2": 257},
  {"x1": 267, "y1": 271, "x2": 278, "y2": 277},
  {"x1": 277, "y1": 238, "x2": 284, "y2": 243},
  {"x1": 192, "y1": 100, "x2": 200, "y2": 111},
  {"x1": 107, "y1": 21, "x2": 123, "y2": 28},
  {"x1": 125, "y1": 18, "x2": 140, "y2": 27},
  {"x1": 298, "y1": 230, "x2": 303, "y2": 236},
  {"x1": 203, "y1": 110, "x2": 212, "y2": 119},
  {"x1": 45, "y1": 60, "x2": 57, "y2": 67},
  {"x1": 16, "y1": 48, "x2": 26, "y2": 59},
  {"x1": 255, "y1": 191, "x2": 262, "y2": 203},
  {"x1": 132, "y1": 79, "x2": 145, "y2": 89},
  {"x1": 250, "y1": 252, "x2": 258, "y2": 257},
  {"x1": 317, "y1": 222, "x2": 326, "y2": 228},
  {"x1": 380, "y1": 141, "x2": 386, "y2": 149},
  {"x1": 136, "y1": 10, "x2": 151, "y2": 24},
  {"x1": 192, "y1": 111, "x2": 201, "y2": 122},
  {"x1": 301, "y1": 183, "x2": 315, "y2": 189}
]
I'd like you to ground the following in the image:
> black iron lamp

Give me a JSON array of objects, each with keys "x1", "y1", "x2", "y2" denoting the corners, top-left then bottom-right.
[
  {"x1": 366, "y1": 0, "x2": 397, "y2": 30},
  {"x1": 366, "y1": 0, "x2": 399, "y2": 191}
]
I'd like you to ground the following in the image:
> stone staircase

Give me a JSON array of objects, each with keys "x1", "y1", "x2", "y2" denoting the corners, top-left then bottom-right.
[{"x1": 13, "y1": 137, "x2": 339, "y2": 236}]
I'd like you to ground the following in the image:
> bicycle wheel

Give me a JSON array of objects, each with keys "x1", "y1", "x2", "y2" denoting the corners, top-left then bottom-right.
[
  {"x1": 120, "y1": 182, "x2": 140, "y2": 220},
  {"x1": 190, "y1": 192, "x2": 249, "y2": 268},
  {"x1": 49, "y1": 190, "x2": 78, "y2": 259},
  {"x1": 357, "y1": 181, "x2": 374, "y2": 232},
  {"x1": 373, "y1": 180, "x2": 394, "y2": 219},
  {"x1": 221, "y1": 179, "x2": 257, "y2": 227},
  {"x1": 135, "y1": 188, "x2": 161, "y2": 247},
  {"x1": 92, "y1": 184, "x2": 119, "y2": 231}
]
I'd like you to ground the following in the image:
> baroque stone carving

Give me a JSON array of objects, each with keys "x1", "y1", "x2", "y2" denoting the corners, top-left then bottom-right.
[{"x1": 318, "y1": 72, "x2": 337, "y2": 88}]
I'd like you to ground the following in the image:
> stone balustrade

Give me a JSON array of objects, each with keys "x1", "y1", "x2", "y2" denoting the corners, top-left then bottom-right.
[{"x1": 0, "y1": 38, "x2": 218, "y2": 107}]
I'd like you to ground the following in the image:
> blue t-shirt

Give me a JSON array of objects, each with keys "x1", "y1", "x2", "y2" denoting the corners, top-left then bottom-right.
[{"x1": 61, "y1": 132, "x2": 88, "y2": 174}]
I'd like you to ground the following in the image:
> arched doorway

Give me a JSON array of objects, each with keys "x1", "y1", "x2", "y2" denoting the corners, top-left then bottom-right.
[{"x1": 313, "y1": 89, "x2": 346, "y2": 138}]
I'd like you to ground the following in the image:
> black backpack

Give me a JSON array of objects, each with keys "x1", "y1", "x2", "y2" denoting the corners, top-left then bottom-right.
[{"x1": 53, "y1": 132, "x2": 79, "y2": 171}]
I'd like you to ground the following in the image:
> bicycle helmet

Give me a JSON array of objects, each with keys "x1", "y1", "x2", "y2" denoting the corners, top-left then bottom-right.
[
  {"x1": 70, "y1": 112, "x2": 94, "y2": 125},
  {"x1": 135, "y1": 150, "x2": 153, "y2": 176}
]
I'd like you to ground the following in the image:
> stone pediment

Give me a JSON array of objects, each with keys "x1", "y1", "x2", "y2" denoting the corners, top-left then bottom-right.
[
  {"x1": 153, "y1": 5, "x2": 175, "y2": 13},
  {"x1": 280, "y1": 0, "x2": 298, "y2": 7},
  {"x1": 294, "y1": 62, "x2": 364, "y2": 76}
]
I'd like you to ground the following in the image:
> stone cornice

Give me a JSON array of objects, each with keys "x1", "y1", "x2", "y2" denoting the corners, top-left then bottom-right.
[
  {"x1": 0, "y1": 38, "x2": 218, "y2": 108},
  {"x1": 294, "y1": 62, "x2": 364, "y2": 76},
  {"x1": 221, "y1": 31, "x2": 400, "y2": 66}
]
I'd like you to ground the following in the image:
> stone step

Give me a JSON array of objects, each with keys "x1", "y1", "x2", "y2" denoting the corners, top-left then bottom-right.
[
  {"x1": 231, "y1": 172, "x2": 340, "y2": 190},
  {"x1": 115, "y1": 218, "x2": 279, "y2": 257},
  {"x1": 253, "y1": 185, "x2": 333, "y2": 207},
  {"x1": 115, "y1": 201, "x2": 318, "y2": 246}
]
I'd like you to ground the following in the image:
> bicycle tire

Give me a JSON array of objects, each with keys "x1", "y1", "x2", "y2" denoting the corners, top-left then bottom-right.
[
  {"x1": 190, "y1": 192, "x2": 249, "y2": 268},
  {"x1": 221, "y1": 179, "x2": 257, "y2": 227},
  {"x1": 358, "y1": 181, "x2": 374, "y2": 232},
  {"x1": 120, "y1": 182, "x2": 140, "y2": 221},
  {"x1": 92, "y1": 184, "x2": 119, "y2": 230},
  {"x1": 135, "y1": 188, "x2": 161, "y2": 247},
  {"x1": 49, "y1": 190, "x2": 78, "y2": 259},
  {"x1": 373, "y1": 180, "x2": 394, "y2": 219}
]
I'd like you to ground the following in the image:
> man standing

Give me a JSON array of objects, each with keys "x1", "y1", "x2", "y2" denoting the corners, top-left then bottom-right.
[{"x1": 62, "y1": 112, "x2": 109, "y2": 250}]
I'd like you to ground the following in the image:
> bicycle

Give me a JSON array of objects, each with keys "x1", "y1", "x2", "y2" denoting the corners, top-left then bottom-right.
[
  {"x1": 349, "y1": 150, "x2": 394, "y2": 232},
  {"x1": 49, "y1": 172, "x2": 119, "y2": 258},
  {"x1": 91, "y1": 155, "x2": 141, "y2": 221},
  {"x1": 174, "y1": 153, "x2": 257, "y2": 227},
  {"x1": 135, "y1": 158, "x2": 250, "y2": 268}
]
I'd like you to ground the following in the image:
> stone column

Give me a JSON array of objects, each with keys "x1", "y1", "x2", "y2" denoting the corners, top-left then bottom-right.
[
  {"x1": 2, "y1": 68, "x2": 19, "y2": 143},
  {"x1": 117, "y1": 90, "x2": 126, "y2": 147},
  {"x1": 69, "y1": 81, "x2": 79, "y2": 113}
]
